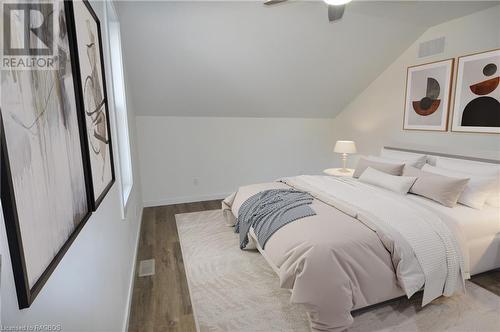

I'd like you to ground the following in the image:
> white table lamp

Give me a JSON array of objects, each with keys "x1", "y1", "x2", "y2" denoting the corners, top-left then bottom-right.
[{"x1": 334, "y1": 140, "x2": 357, "y2": 172}]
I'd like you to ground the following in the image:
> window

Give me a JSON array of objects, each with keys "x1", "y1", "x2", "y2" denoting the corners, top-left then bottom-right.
[{"x1": 106, "y1": 2, "x2": 133, "y2": 218}]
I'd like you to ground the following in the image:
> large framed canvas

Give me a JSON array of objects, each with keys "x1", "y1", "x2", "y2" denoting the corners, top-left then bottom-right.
[
  {"x1": 451, "y1": 49, "x2": 500, "y2": 134},
  {"x1": 0, "y1": 1, "x2": 92, "y2": 308},
  {"x1": 68, "y1": 0, "x2": 115, "y2": 210},
  {"x1": 403, "y1": 59, "x2": 454, "y2": 131}
]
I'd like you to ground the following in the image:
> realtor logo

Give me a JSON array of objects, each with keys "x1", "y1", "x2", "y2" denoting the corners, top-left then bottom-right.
[{"x1": 2, "y1": 2, "x2": 56, "y2": 69}]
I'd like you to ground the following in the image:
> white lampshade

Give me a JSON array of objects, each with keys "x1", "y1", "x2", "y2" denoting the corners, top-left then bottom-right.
[
  {"x1": 334, "y1": 140, "x2": 357, "y2": 154},
  {"x1": 323, "y1": 0, "x2": 352, "y2": 6}
]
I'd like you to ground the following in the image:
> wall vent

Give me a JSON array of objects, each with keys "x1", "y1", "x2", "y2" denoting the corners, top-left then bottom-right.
[
  {"x1": 138, "y1": 259, "x2": 155, "y2": 277},
  {"x1": 418, "y1": 37, "x2": 445, "y2": 58}
]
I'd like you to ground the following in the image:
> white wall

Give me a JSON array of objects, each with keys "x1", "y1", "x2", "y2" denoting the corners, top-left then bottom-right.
[
  {"x1": 137, "y1": 116, "x2": 336, "y2": 206},
  {"x1": 331, "y1": 5, "x2": 500, "y2": 166},
  {"x1": 0, "y1": 1, "x2": 143, "y2": 331},
  {"x1": 135, "y1": 6, "x2": 500, "y2": 206}
]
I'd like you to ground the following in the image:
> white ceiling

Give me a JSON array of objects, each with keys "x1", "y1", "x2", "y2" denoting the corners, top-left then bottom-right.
[{"x1": 117, "y1": 1, "x2": 498, "y2": 118}]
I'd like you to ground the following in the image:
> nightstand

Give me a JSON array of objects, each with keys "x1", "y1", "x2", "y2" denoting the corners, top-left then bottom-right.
[{"x1": 323, "y1": 168, "x2": 354, "y2": 177}]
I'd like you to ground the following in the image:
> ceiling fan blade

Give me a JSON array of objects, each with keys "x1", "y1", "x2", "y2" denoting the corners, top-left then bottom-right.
[
  {"x1": 328, "y1": 4, "x2": 346, "y2": 22},
  {"x1": 264, "y1": 0, "x2": 288, "y2": 5}
]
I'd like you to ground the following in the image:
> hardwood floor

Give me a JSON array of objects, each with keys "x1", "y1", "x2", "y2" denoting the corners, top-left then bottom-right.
[
  {"x1": 128, "y1": 200, "x2": 500, "y2": 332},
  {"x1": 471, "y1": 269, "x2": 500, "y2": 296},
  {"x1": 128, "y1": 200, "x2": 221, "y2": 332}
]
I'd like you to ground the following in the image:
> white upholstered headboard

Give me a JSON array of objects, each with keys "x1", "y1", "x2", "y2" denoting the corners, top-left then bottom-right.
[{"x1": 383, "y1": 146, "x2": 500, "y2": 165}]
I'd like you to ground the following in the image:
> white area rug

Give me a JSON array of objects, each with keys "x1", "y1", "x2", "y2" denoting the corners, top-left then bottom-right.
[{"x1": 176, "y1": 210, "x2": 500, "y2": 332}]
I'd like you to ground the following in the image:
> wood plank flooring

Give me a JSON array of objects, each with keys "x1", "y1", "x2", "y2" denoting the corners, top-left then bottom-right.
[
  {"x1": 128, "y1": 200, "x2": 500, "y2": 332},
  {"x1": 128, "y1": 200, "x2": 221, "y2": 332},
  {"x1": 471, "y1": 269, "x2": 500, "y2": 296}
]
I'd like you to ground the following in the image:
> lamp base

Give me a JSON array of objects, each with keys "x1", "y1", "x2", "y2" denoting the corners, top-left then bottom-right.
[
  {"x1": 340, "y1": 153, "x2": 349, "y2": 172},
  {"x1": 337, "y1": 168, "x2": 351, "y2": 173}
]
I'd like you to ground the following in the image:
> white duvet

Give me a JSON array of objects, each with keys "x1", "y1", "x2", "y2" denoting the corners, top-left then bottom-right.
[{"x1": 282, "y1": 175, "x2": 468, "y2": 305}]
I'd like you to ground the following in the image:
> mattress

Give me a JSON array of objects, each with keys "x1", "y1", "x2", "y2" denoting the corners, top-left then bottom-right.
[{"x1": 407, "y1": 194, "x2": 500, "y2": 275}]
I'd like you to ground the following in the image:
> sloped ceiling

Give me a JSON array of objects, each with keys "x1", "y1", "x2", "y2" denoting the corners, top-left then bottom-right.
[{"x1": 117, "y1": 1, "x2": 497, "y2": 118}]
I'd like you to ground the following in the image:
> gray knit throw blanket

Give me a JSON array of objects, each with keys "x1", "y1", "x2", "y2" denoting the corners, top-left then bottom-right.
[{"x1": 235, "y1": 189, "x2": 316, "y2": 250}]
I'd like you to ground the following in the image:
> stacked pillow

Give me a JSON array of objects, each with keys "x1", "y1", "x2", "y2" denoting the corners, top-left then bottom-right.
[
  {"x1": 420, "y1": 164, "x2": 496, "y2": 209},
  {"x1": 435, "y1": 157, "x2": 500, "y2": 208},
  {"x1": 353, "y1": 151, "x2": 498, "y2": 209},
  {"x1": 358, "y1": 167, "x2": 417, "y2": 194},
  {"x1": 353, "y1": 157, "x2": 404, "y2": 178},
  {"x1": 380, "y1": 149, "x2": 427, "y2": 168},
  {"x1": 352, "y1": 149, "x2": 427, "y2": 179},
  {"x1": 353, "y1": 157, "x2": 415, "y2": 195}
]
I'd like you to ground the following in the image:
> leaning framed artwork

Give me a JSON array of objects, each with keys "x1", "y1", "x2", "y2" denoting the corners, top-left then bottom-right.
[
  {"x1": 0, "y1": 1, "x2": 92, "y2": 308},
  {"x1": 403, "y1": 59, "x2": 454, "y2": 131},
  {"x1": 451, "y1": 49, "x2": 500, "y2": 134},
  {"x1": 68, "y1": 0, "x2": 115, "y2": 210}
]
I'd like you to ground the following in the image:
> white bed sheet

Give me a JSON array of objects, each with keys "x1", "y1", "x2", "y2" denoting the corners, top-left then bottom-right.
[
  {"x1": 407, "y1": 194, "x2": 500, "y2": 241},
  {"x1": 407, "y1": 194, "x2": 500, "y2": 275}
]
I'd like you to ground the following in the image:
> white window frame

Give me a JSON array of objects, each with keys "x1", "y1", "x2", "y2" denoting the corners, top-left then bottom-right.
[{"x1": 105, "y1": 1, "x2": 133, "y2": 219}]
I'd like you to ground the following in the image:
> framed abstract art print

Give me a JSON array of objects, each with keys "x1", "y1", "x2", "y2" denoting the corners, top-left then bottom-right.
[
  {"x1": 451, "y1": 49, "x2": 500, "y2": 134},
  {"x1": 67, "y1": 0, "x2": 115, "y2": 209},
  {"x1": 0, "y1": 1, "x2": 92, "y2": 308},
  {"x1": 403, "y1": 59, "x2": 454, "y2": 131}
]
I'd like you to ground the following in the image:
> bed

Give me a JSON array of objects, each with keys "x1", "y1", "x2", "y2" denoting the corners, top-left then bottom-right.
[{"x1": 222, "y1": 147, "x2": 500, "y2": 332}]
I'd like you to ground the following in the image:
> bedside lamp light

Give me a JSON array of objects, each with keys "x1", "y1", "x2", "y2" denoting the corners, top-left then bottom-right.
[{"x1": 334, "y1": 140, "x2": 357, "y2": 173}]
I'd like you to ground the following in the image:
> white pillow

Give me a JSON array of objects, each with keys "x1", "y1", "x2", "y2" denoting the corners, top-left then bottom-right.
[
  {"x1": 359, "y1": 167, "x2": 417, "y2": 194},
  {"x1": 436, "y1": 157, "x2": 500, "y2": 175},
  {"x1": 435, "y1": 157, "x2": 500, "y2": 207},
  {"x1": 409, "y1": 169, "x2": 469, "y2": 208},
  {"x1": 369, "y1": 155, "x2": 426, "y2": 169},
  {"x1": 422, "y1": 164, "x2": 496, "y2": 209},
  {"x1": 353, "y1": 157, "x2": 405, "y2": 178},
  {"x1": 380, "y1": 149, "x2": 427, "y2": 168}
]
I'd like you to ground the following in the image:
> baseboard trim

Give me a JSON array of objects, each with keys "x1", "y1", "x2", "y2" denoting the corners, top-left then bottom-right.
[
  {"x1": 122, "y1": 206, "x2": 144, "y2": 332},
  {"x1": 143, "y1": 193, "x2": 230, "y2": 208}
]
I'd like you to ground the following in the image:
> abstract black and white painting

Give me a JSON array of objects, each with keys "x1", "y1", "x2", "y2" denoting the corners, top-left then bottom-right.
[
  {"x1": 452, "y1": 49, "x2": 500, "y2": 134},
  {"x1": 403, "y1": 59, "x2": 454, "y2": 131},
  {"x1": 70, "y1": 0, "x2": 115, "y2": 209},
  {"x1": 0, "y1": 1, "x2": 91, "y2": 308}
]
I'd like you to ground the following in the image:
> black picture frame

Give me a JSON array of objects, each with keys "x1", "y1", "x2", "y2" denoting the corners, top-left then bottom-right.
[
  {"x1": 0, "y1": 1, "x2": 94, "y2": 308},
  {"x1": 67, "y1": 0, "x2": 115, "y2": 210}
]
